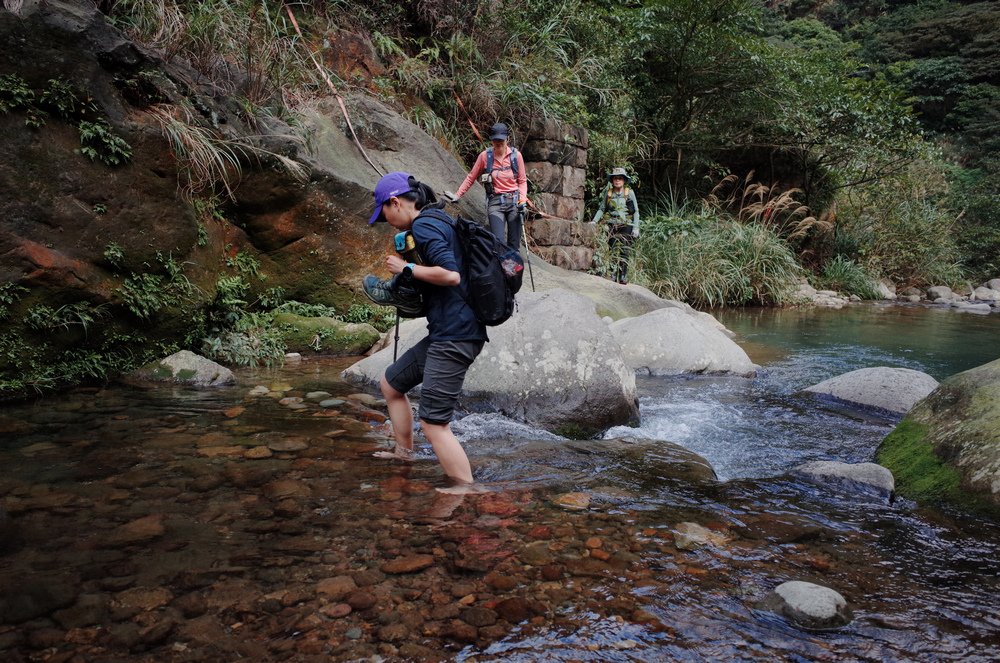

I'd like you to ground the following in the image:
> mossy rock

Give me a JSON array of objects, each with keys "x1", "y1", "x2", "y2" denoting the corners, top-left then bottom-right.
[
  {"x1": 273, "y1": 312, "x2": 379, "y2": 356},
  {"x1": 131, "y1": 350, "x2": 235, "y2": 387},
  {"x1": 876, "y1": 357, "x2": 1000, "y2": 513}
]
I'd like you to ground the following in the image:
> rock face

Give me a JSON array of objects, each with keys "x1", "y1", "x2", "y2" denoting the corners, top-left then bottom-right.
[
  {"x1": 791, "y1": 461, "x2": 895, "y2": 500},
  {"x1": 130, "y1": 351, "x2": 234, "y2": 387},
  {"x1": 343, "y1": 289, "x2": 639, "y2": 437},
  {"x1": 804, "y1": 367, "x2": 939, "y2": 415},
  {"x1": 760, "y1": 581, "x2": 853, "y2": 630},
  {"x1": 0, "y1": 1, "x2": 480, "y2": 395},
  {"x1": 877, "y1": 357, "x2": 1000, "y2": 510},
  {"x1": 609, "y1": 308, "x2": 755, "y2": 376}
]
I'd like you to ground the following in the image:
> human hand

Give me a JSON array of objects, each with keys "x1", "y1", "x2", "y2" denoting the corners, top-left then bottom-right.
[
  {"x1": 442, "y1": 190, "x2": 459, "y2": 203},
  {"x1": 517, "y1": 202, "x2": 526, "y2": 215},
  {"x1": 386, "y1": 254, "x2": 406, "y2": 274},
  {"x1": 632, "y1": 227, "x2": 639, "y2": 238}
]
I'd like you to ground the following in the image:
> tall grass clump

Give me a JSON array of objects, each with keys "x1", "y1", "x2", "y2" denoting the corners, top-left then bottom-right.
[
  {"x1": 818, "y1": 255, "x2": 880, "y2": 299},
  {"x1": 635, "y1": 210, "x2": 803, "y2": 307},
  {"x1": 110, "y1": 0, "x2": 315, "y2": 114},
  {"x1": 148, "y1": 103, "x2": 307, "y2": 199}
]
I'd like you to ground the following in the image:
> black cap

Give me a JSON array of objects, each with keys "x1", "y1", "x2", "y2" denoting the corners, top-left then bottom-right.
[{"x1": 489, "y1": 122, "x2": 509, "y2": 140}]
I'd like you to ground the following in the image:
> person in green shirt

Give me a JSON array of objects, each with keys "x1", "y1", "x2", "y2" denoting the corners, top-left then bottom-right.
[{"x1": 590, "y1": 166, "x2": 640, "y2": 284}]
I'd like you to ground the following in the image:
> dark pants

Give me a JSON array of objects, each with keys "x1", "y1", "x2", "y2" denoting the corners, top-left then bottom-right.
[
  {"x1": 487, "y1": 193, "x2": 522, "y2": 249},
  {"x1": 384, "y1": 337, "x2": 485, "y2": 425},
  {"x1": 607, "y1": 224, "x2": 635, "y2": 283}
]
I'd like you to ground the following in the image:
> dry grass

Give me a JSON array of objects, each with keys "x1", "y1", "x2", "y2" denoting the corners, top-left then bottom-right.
[
  {"x1": 708, "y1": 172, "x2": 831, "y2": 242},
  {"x1": 147, "y1": 103, "x2": 307, "y2": 200}
]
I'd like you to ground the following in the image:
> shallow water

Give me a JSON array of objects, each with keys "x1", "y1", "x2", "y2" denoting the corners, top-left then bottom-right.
[{"x1": 1, "y1": 304, "x2": 999, "y2": 661}]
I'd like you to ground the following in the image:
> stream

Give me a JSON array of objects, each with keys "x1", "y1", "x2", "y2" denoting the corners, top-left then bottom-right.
[{"x1": 1, "y1": 302, "x2": 999, "y2": 661}]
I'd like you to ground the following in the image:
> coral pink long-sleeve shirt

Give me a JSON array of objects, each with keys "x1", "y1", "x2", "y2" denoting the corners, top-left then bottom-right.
[{"x1": 455, "y1": 147, "x2": 528, "y2": 202}]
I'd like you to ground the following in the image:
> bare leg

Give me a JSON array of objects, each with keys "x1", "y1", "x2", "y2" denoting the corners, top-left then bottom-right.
[
  {"x1": 374, "y1": 374, "x2": 415, "y2": 461},
  {"x1": 420, "y1": 420, "x2": 473, "y2": 484}
]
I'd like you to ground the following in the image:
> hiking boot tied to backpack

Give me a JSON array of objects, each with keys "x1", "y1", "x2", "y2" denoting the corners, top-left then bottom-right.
[
  {"x1": 362, "y1": 229, "x2": 426, "y2": 317},
  {"x1": 362, "y1": 273, "x2": 425, "y2": 318}
]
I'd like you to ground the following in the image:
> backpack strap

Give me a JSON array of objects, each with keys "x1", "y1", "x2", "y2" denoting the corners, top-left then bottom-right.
[{"x1": 486, "y1": 147, "x2": 519, "y2": 179}]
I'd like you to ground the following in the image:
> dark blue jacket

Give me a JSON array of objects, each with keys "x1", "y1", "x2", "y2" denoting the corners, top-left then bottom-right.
[{"x1": 412, "y1": 208, "x2": 488, "y2": 342}]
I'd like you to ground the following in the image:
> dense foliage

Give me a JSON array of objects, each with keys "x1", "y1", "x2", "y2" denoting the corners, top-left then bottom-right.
[{"x1": 103, "y1": 0, "x2": 997, "y2": 293}]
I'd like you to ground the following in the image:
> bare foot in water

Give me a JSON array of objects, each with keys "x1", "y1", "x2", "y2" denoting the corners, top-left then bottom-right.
[
  {"x1": 372, "y1": 447, "x2": 415, "y2": 462},
  {"x1": 435, "y1": 483, "x2": 491, "y2": 495}
]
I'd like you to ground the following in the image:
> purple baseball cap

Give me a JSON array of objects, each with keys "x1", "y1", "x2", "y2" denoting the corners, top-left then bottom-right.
[{"x1": 368, "y1": 171, "x2": 413, "y2": 225}]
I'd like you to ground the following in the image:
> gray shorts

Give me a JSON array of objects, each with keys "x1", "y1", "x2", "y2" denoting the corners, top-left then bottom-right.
[{"x1": 384, "y1": 337, "x2": 485, "y2": 424}]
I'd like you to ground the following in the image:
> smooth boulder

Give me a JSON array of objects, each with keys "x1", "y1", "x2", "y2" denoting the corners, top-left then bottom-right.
[
  {"x1": 791, "y1": 461, "x2": 895, "y2": 500},
  {"x1": 342, "y1": 289, "x2": 639, "y2": 437},
  {"x1": 759, "y1": 581, "x2": 853, "y2": 630},
  {"x1": 877, "y1": 357, "x2": 1000, "y2": 510},
  {"x1": 804, "y1": 367, "x2": 938, "y2": 415},
  {"x1": 130, "y1": 351, "x2": 234, "y2": 387},
  {"x1": 609, "y1": 308, "x2": 756, "y2": 377}
]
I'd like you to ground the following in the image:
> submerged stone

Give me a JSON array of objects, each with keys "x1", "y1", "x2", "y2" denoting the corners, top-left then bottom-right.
[
  {"x1": 792, "y1": 461, "x2": 895, "y2": 500},
  {"x1": 759, "y1": 581, "x2": 852, "y2": 629},
  {"x1": 804, "y1": 367, "x2": 938, "y2": 415}
]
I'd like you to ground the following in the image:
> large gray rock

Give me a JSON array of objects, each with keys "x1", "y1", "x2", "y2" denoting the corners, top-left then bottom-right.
[
  {"x1": 609, "y1": 308, "x2": 755, "y2": 376},
  {"x1": 876, "y1": 279, "x2": 896, "y2": 300},
  {"x1": 760, "y1": 581, "x2": 853, "y2": 629},
  {"x1": 342, "y1": 289, "x2": 639, "y2": 437},
  {"x1": 972, "y1": 286, "x2": 1000, "y2": 302},
  {"x1": 987, "y1": 279, "x2": 1000, "y2": 291},
  {"x1": 131, "y1": 350, "x2": 235, "y2": 387},
  {"x1": 952, "y1": 301, "x2": 992, "y2": 315},
  {"x1": 877, "y1": 357, "x2": 1000, "y2": 509},
  {"x1": 926, "y1": 285, "x2": 955, "y2": 302},
  {"x1": 804, "y1": 367, "x2": 938, "y2": 415},
  {"x1": 525, "y1": 256, "x2": 680, "y2": 320},
  {"x1": 791, "y1": 461, "x2": 895, "y2": 499}
]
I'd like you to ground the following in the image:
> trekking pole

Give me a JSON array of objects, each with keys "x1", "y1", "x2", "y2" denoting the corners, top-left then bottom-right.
[
  {"x1": 520, "y1": 209, "x2": 535, "y2": 292},
  {"x1": 393, "y1": 310, "x2": 400, "y2": 362}
]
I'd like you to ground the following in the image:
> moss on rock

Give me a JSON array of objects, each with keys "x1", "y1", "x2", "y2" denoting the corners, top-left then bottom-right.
[
  {"x1": 876, "y1": 419, "x2": 963, "y2": 502},
  {"x1": 876, "y1": 358, "x2": 1000, "y2": 514},
  {"x1": 274, "y1": 312, "x2": 379, "y2": 356}
]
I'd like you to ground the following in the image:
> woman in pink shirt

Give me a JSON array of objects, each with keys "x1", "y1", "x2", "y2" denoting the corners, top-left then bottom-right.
[{"x1": 452, "y1": 123, "x2": 528, "y2": 249}]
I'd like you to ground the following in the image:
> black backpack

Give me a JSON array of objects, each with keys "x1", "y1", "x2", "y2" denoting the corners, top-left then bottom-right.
[{"x1": 420, "y1": 208, "x2": 524, "y2": 326}]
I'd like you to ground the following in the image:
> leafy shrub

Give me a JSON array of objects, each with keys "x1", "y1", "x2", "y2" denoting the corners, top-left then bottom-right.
[
  {"x1": 275, "y1": 300, "x2": 339, "y2": 318},
  {"x1": 201, "y1": 311, "x2": 285, "y2": 368},
  {"x1": 835, "y1": 163, "x2": 965, "y2": 287},
  {"x1": 339, "y1": 303, "x2": 396, "y2": 332},
  {"x1": 0, "y1": 283, "x2": 28, "y2": 320},
  {"x1": 78, "y1": 120, "x2": 133, "y2": 166},
  {"x1": 0, "y1": 74, "x2": 34, "y2": 114},
  {"x1": 103, "y1": 243, "x2": 125, "y2": 269}
]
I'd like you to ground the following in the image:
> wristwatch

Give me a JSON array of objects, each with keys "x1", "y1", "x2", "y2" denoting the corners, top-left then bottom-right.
[{"x1": 402, "y1": 263, "x2": 416, "y2": 278}]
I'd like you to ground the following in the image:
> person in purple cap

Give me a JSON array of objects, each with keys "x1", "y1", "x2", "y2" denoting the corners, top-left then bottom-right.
[{"x1": 367, "y1": 171, "x2": 488, "y2": 492}]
